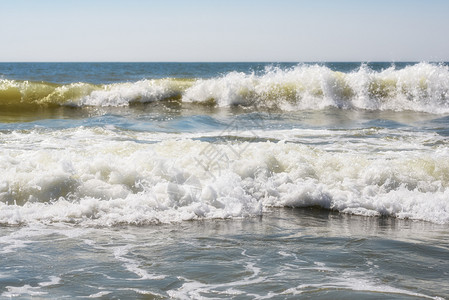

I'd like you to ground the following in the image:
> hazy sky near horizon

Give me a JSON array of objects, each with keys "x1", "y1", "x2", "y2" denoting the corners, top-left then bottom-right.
[{"x1": 1, "y1": 0, "x2": 448, "y2": 62}]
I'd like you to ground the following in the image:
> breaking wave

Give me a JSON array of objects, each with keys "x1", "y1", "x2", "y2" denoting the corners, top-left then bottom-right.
[
  {"x1": 1, "y1": 128, "x2": 448, "y2": 225},
  {"x1": 1, "y1": 62, "x2": 448, "y2": 113}
]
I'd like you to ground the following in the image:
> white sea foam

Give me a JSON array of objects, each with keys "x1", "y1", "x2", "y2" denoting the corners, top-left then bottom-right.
[
  {"x1": 168, "y1": 262, "x2": 266, "y2": 299},
  {"x1": 113, "y1": 245, "x2": 165, "y2": 280},
  {"x1": 1, "y1": 285, "x2": 48, "y2": 297},
  {"x1": 87, "y1": 291, "x2": 112, "y2": 298},
  {"x1": 282, "y1": 271, "x2": 442, "y2": 299},
  {"x1": 0, "y1": 127, "x2": 448, "y2": 225},
  {"x1": 38, "y1": 276, "x2": 61, "y2": 287}
]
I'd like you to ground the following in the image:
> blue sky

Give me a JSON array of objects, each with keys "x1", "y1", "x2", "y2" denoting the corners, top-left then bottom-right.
[{"x1": 0, "y1": 0, "x2": 448, "y2": 62}]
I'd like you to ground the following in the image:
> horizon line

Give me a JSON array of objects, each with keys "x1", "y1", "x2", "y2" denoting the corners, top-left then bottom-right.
[{"x1": 1, "y1": 60, "x2": 447, "y2": 64}]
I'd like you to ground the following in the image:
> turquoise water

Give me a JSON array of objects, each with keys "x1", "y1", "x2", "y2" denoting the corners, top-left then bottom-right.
[{"x1": 0, "y1": 62, "x2": 448, "y2": 298}]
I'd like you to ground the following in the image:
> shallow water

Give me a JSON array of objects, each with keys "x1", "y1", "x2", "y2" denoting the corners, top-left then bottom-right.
[{"x1": 1, "y1": 209, "x2": 448, "y2": 299}]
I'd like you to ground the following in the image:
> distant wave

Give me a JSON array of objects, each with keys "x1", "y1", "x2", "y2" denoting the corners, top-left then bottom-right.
[{"x1": 1, "y1": 62, "x2": 448, "y2": 113}]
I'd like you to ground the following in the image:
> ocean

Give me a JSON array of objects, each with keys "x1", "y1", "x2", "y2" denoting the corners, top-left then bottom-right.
[{"x1": 0, "y1": 62, "x2": 448, "y2": 299}]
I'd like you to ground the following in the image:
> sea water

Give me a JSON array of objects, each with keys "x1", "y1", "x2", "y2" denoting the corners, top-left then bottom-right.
[{"x1": 0, "y1": 62, "x2": 448, "y2": 299}]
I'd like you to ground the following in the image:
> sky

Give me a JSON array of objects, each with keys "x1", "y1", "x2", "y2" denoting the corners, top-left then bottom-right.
[{"x1": 0, "y1": 0, "x2": 448, "y2": 62}]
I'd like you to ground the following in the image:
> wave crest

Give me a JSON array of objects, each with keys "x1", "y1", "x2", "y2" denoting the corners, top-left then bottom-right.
[{"x1": 184, "y1": 62, "x2": 449, "y2": 113}]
